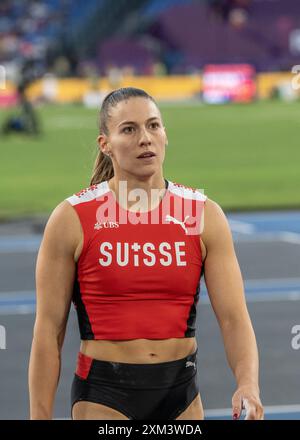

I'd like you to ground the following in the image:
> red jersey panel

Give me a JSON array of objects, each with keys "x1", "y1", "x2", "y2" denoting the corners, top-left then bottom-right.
[{"x1": 66, "y1": 179, "x2": 207, "y2": 340}]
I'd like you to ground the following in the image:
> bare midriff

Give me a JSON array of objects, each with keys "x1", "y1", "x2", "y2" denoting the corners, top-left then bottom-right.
[{"x1": 80, "y1": 337, "x2": 197, "y2": 364}]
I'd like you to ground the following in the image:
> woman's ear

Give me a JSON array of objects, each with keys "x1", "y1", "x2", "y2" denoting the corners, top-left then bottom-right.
[{"x1": 98, "y1": 134, "x2": 109, "y2": 155}]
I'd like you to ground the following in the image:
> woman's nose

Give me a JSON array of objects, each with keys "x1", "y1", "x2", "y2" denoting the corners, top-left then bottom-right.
[{"x1": 139, "y1": 129, "x2": 151, "y2": 146}]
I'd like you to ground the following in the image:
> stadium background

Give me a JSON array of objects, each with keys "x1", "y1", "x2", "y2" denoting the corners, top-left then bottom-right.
[{"x1": 0, "y1": 0, "x2": 299, "y2": 420}]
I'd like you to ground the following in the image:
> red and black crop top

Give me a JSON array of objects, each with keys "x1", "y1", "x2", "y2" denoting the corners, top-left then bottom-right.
[{"x1": 65, "y1": 179, "x2": 207, "y2": 340}]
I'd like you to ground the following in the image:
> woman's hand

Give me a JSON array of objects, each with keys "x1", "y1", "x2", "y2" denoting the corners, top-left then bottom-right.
[{"x1": 232, "y1": 385, "x2": 264, "y2": 420}]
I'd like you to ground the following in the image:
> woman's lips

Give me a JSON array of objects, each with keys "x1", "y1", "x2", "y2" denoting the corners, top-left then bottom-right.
[
  {"x1": 137, "y1": 151, "x2": 156, "y2": 158},
  {"x1": 137, "y1": 155, "x2": 156, "y2": 160}
]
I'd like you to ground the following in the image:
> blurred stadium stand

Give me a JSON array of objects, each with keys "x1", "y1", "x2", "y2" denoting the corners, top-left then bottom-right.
[
  {"x1": 77, "y1": 0, "x2": 300, "y2": 75},
  {"x1": 84, "y1": 0, "x2": 300, "y2": 74},
  {"x1": 0, "y1": 0, "x2": 300, "y2": 78}
]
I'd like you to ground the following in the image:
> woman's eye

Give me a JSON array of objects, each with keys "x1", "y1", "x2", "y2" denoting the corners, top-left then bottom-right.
[
  {"x1": 150, "y1": 122, "x2": 159, "y2": 129},
  {"x1": 123, "y1": 126, "x2": 134, "y2": 133}
]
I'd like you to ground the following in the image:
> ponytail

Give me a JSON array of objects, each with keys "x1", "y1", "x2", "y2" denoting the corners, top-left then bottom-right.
[{"x1": 90, "y1": 150, "x2": 114, "y2": 185}]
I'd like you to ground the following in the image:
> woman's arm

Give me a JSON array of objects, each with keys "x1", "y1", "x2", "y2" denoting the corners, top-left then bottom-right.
[
  {"x1": 201, "y1": 199, "x2": 264, "y2": 420},
  {"x1": 28, "y1": 200, "x2": 82, "y2": 419}
]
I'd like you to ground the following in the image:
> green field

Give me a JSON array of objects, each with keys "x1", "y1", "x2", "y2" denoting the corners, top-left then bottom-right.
[{"x1": 0, "y1": 100, "x2": 299, "y2": 220}]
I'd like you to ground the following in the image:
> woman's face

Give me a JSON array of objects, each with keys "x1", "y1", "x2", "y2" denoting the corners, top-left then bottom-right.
[{"x1": 98, "y1": 97, "x2": 167, "y2": 179}]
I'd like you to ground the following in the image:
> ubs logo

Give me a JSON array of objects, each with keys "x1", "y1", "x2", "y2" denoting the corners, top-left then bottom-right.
[{"x1": 94, "y1": 221, "x2": 119, "y2": 230}]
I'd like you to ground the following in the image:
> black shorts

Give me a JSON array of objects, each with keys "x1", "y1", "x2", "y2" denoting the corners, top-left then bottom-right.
[{"x1": 71, "y1": 348, "x2": 199, "y2": 420}]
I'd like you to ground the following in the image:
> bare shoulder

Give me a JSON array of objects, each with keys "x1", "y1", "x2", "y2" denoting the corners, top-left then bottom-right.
[
  {"x1": 204, "y1": 197, "x2": 227, "y2": 222},
  {"x1": 202, "y1": 198, "x2": 233, "y2": 248},
  {"x1": 42, "y1": 200, "x2": 82, "y2": 259},
  {"x1": 46, "y1": 199, "x2": 80, "y2": 233}
]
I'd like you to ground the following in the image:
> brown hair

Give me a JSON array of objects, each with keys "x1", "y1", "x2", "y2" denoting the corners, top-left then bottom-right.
[{"x1": 90, "y1": 87, "x2": 157, "y2": 185}]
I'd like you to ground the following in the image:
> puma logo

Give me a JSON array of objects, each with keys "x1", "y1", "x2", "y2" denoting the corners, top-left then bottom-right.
[
  {"x1": 165, "y1": 215, "x2": 190, "y2": 234},
  {"x1": 185, "y1": 361, "x2": 196, "y2": 370}
]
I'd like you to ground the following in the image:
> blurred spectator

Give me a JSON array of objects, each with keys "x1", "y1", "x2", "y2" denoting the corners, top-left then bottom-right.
[
  {"x1": 106, "y1": 64, "x2": 123, "y2": 89},
  {"x1": 53, "y1": 55, "x2": 71, "y2": 77},
  {"x1": 122, "y1": 65, "x2": 136, "y2": 77},
  {"x1": 41, "y1": 72, "x2": 58, "y2": 103},
  {"x1": 228, "y1": 8, "x2": 248, "y2": 29},
  {"x1": 209, "y1": 0, "x2": 251, "y2": 22},
  {"x1": 152, "y1": 61, "x2": 167, "y2": 76},
  {"x1": 1, "y1": 81, "x2": 40, "y2": 136}
]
